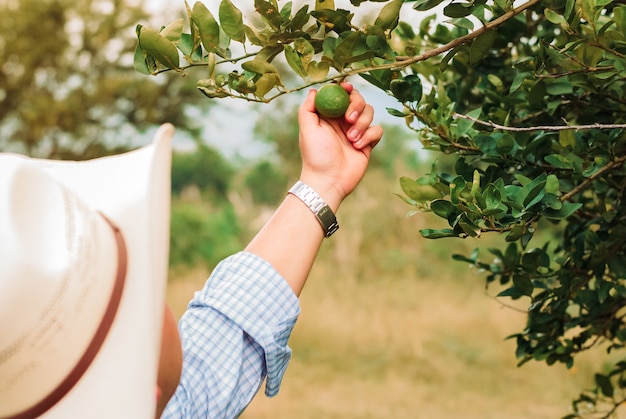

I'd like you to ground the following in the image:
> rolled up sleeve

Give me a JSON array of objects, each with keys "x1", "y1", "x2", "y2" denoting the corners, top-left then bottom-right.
[{"x1": 163, "y1": 251, "x2": 300, "y2": 418}]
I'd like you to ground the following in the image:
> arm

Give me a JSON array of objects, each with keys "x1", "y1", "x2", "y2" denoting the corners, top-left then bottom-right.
[
  {"x1": 245, "y1": 82, "x2": 382, "y2": 296},
  {"x1": 163, "y1": 83, "x2": 382, "y2": 418}
]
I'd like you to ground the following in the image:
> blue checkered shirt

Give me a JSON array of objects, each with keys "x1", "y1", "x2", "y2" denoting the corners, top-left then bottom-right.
[{"x1": 162, "y1": 252, "x2": 300, "y2": 418}]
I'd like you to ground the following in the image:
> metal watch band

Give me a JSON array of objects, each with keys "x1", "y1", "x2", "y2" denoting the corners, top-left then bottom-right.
[{"x1": 288, "y1": 180, "x2": 339, "y2": 238}]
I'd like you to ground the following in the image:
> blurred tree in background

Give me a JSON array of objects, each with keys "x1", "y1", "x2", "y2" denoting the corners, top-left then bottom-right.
[
  {"x1": 0, "y1": 0, "x2": 206, "y2": 159},
  {"x1": 171, "y1": 144, "x2": 234, "y2": 199}
]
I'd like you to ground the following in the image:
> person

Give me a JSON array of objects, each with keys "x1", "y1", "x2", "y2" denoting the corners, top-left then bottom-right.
[
  {"x1": 158, "y1": 81, "x2": 382, "y2": 418},
  {"x1": 0, "y1": 81, "x2": 382, "y2": 419}
]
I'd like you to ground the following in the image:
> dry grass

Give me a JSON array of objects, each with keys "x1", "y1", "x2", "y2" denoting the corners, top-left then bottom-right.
[{"x1": 166, "y1": 169, "x2": 626, "y2": 419}]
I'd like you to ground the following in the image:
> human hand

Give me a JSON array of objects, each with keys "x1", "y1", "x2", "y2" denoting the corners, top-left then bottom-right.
[{"x1": 297, "y1": 81, "x2": 383, "y2": 211}]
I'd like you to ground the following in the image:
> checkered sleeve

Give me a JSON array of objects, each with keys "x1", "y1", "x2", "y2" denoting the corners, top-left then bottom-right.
[{"x1": 162, "y1": 251, "x2": 301, "y2": 418}]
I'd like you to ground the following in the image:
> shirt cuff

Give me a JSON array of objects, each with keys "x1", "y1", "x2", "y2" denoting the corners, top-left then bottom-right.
[{"x1": 191, "y1": 251, "x2": 301, "y2": 396}]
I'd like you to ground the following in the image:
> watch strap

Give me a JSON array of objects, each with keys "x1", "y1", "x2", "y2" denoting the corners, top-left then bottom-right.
[{"x1": 288, "y1": 180, "x2": 339, "y2": 238}]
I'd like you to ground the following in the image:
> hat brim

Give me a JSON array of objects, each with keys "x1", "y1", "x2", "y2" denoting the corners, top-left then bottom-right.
[{"x1": 31, "y1": 123, "x2": 174, "y2": 418}]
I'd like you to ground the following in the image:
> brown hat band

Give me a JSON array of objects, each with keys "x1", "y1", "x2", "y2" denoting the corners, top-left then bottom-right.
[{"x1": 4, "y1": 214, "x2": 128, "y2": 419}]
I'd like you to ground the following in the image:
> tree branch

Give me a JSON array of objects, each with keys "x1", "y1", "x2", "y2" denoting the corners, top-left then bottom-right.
[
  {"x1": 454, "y1": 113, "x2": 626, "y2": 132},
  {"x1": 561, "y1": 155, "x2": 626, "y2": 202}
]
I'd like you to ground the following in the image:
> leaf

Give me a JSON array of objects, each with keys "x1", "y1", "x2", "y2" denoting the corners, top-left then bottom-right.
[
  {"x1": 333, "y1": 31, "x2": 366, "y2": 70},
  {"x1": 543, "y1": 202, "x2": 582, "y2": 219},
  {"x1": 178, "y1": 33, "x2": 203, "y2": 62},
  {"x1": 513, "y1": 274, "x2": 534, "y2": 296},
  {"x1": 431, "y1": 199, "x2": 457, "y2": 220},
  {"x1": 138, "y1": 25, "x2": 180, "y2": 69},
  {"x1": 374, "y1": 0, "x2": 404, "y2": 31},
  {"x1": 253, "y1": 73, "x2": 279, "y2": 97},
  {"x1": 254, "y1": 0, "x2": 282, "y2": 30},
  {"x1": 595, "y1": 373, "x2": 614, "y2": 397},
  {"x1": 444, "y1": 2, "x2": 473, "y2": 18},
  {"x1": 192, "y1": 2, "x2": 220, "y2": 53},
  {"x1": 133, "y1": 43, "x2": 153, "y2": 75},
  {"x1": 161, "y1": 18, "x2": 184, "y2": 43},
  {"x1": 544, "y1": 154, "x2": 573, "y2": 169},
  {"x1": 284, "y1": 45, "x2": 308, "y2": 79},
  {"x1": 307, "y1": 60, "x2": 330, "y2": 81},
  {"x1": 413, "y1": 0, "x2": 446, "y2": 12},
  {"x1": 390, "y1": 75, "x2": 422, "y2": 103},
  {"x1": 241, "y1": 59, "x2": 279, "y2": 75},
  {"x1": 420, "y1": 228, "x2": 458, "y2": 239},
  {"x1": 470, "y1": 29, "x2": 497, "y2": 65},
  {"x1": 400, "y1": 176, "x2": 443, "y2": 201},
  {"x1": 219, "y1": 0, "x2": 246, "y2": 43},
  {"x1": 311, "y1": 9, "x2": 352, "y2": 34}
]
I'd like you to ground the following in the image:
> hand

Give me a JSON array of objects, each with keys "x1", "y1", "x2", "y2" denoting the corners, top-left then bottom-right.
[{"x1": 297, "y1": 81, "x2": 383, "y2": 211}]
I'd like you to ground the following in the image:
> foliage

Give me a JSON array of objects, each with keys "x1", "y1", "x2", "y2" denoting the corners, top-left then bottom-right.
[
  {"x1": 169, "y1": 200, "x2": 242, "y2": 267},
  {"x1": 172, "y1": 144, "x2": 234, "y2": 199},
  {"x1": 0, "y1": 0, "x2": 207, "y2": 159},
  {"x1": 244, "y1": 160, "x2": 289, "y2": 206},
  {"x1": 137, "y1": 0, "x2": 626, "y2": 416}
]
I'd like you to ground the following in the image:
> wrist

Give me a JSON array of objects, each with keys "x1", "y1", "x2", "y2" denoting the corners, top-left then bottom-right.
[
  {"x1": 288, "y1": 181, "x2": 340, "y2": 238},
  {"x1": 298, "y1": 175, "x2": 344, "y2": 213}
]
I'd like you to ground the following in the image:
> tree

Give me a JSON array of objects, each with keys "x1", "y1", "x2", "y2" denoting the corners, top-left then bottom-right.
[
  {"x1": 0, "y1": 0, "x2": 207, "y2": 159},
  {"x1": 135, "y1": 0, "x2": 626, "y2": 416}
]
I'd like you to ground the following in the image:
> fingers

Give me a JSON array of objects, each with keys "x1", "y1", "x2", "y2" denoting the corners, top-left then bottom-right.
[{"x1": 298, "y1": 88, "x2": 320, "y2": 131}]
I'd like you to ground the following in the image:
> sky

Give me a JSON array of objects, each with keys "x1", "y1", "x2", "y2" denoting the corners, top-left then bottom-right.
[{"x1": 143, "y1": 0, "x2": 419, "y2": 160}]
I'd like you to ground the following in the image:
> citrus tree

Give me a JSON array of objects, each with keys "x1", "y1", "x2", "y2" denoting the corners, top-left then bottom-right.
[{"x1": 135, "y1": 0, "x2": 626, "y2": 416}]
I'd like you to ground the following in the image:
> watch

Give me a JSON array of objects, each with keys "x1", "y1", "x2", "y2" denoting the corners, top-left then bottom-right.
[{"x1": 288, "y1": 180, "x2": 339, "y2": 238}]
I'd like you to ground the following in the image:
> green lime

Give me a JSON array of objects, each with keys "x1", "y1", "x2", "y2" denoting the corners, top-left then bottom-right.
[{"x1": 314, "y1": 84, "x2": 350, "y2": 119}]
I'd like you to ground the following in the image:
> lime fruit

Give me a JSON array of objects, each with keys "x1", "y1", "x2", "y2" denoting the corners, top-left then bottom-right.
[{"x1": 314, "y1": 84, "x2": 350, "y2": 119}]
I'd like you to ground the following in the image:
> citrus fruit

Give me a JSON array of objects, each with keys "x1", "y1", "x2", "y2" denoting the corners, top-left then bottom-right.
[{"x1": 314, "y1": 84, "x2": 350, "y2": 119}]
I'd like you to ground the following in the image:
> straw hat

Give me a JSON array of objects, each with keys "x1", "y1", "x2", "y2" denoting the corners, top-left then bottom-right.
[{"x1": 0, "y1": 124, "x2": 174, "y2": 418}]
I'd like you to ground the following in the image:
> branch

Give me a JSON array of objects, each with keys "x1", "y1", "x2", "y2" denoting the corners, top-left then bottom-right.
[
  {"x1": 152, "y1": 0, "x2": 543, "y2": 104},
  {"x1": 561, "y1": 155, "x2": 626, "y2": 201},
  {"x1": 454, "y1": 113, "x2": 626, "y2": 132}
]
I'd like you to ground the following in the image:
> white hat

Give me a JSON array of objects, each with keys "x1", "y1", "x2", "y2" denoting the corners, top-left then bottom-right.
[{"x1": 0, "y1": 124, "x2": 174, "y2": 419}]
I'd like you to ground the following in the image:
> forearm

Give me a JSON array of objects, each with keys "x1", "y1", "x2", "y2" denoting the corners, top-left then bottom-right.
[{"x1": 244, "y1": 185, "x2": 340, "y2": 297}]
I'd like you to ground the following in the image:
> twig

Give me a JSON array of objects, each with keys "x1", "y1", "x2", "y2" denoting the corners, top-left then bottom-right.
[
  {"x1": 561, "y1": 155, "x2": 626, "y2": 201},
  {"x1": 454, "y1": 113, "x2": 626, "y2": 132}
]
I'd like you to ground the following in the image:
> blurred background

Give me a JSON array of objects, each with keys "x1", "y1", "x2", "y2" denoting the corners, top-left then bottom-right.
[{"x1": 1, "y1": 0, "x2": 621, "y2": 417}]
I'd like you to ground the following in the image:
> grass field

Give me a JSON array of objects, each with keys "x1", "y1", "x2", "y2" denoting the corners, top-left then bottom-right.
[{"x1": 166, "y1": 169, "x2": 626, "y2": 419}]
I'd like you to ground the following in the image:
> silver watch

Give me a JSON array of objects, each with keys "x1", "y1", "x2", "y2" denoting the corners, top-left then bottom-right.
[{"x1": 288, "y1": 180, "x2": 339, "y2": 238}]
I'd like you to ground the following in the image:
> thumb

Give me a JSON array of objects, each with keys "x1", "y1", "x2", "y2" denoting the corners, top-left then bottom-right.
[{"x1": 298, "y1": 89, "x2": 320, "y2": 129}]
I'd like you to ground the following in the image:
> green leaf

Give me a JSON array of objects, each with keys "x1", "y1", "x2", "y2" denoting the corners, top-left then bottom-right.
[
  {"x1": 333, "y1": 31, "x2": 369, "y2": 70},
  {"x1": 284, "y1": 45, "x2": 308, "y2": 79},
  {"x1": 513, "y1": 274, "x2": 534, "y2": 296},
  {"x1": 241, "y1": 59, "x2": 279, "y2": 75},
  {"x1": 374, "y1": 0, "x2": 404, "y2": 31},
  {"x1": 400, "y1": 176, "x2": 443, "y2": 201},
  {"x1": 444, "y1": 2, "x2": 473, "y2": 18},
  {"x1": 133, "y1": 40, "x2": 155, "y2": 75},
  {"x1": 254, "y1": 0, "x2": 282, "y2": 30},
  {"x1": 413, "y1": 0, "x2": 446, "y2": 12},
  {"x1": 543, "y1": 202, "x2": 582, "y2": 219},
  {"x1": 253, "y1": 73, "x2": 279, "y2": 97},
  {"x1": 307, "y1": 60, "x2": 330, "y2": 81},
  {"x1": 219, "y1": 0, "x2": 246, "y2": 43},
  {"x1": 138, "y1": 25, "x2": 180, "y2": 69},
  {"x1": 311, "y1": 9, "x2": 352, "y2": 34},
  {"x1": 389, "y1": 74, "x2": 422, "y2": 103},
  {"x1": 431, "y1": 199, "x2": 457, "y2": 219},
  {"x1": 420, "y1": 228, "x2": 458, "y2": 239},
  {"x1": 192, "y1": 2, "x2": 220, "y2": 53},
  {"x1": 595, "y1": 373, "x2": 614, "y2": 397},
  {"x1": 447, "y1": 17, "x2": 474, "y2": 30},
  {"x1": 161, "y1": 18, "x2": 184, "y2": 43},
  {"x1": 545, "y1": 174, "x2": 560, "y2": 194},
  {"x1": 470, "y1": 29, "x2": 497, "y2": 65},
  {"x1": 544, "y1": 154, "x2": 574, "y2": 169}
]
